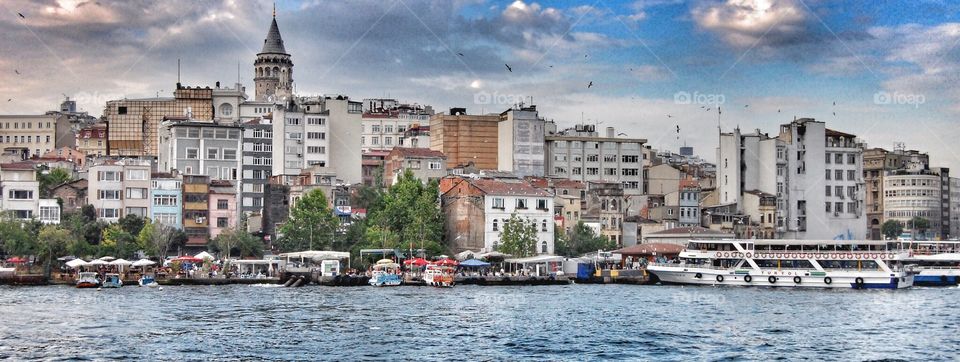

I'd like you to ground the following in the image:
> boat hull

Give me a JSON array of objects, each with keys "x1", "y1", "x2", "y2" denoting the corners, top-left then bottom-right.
[
  {"x1": 913, "y1": 270, "x2": 960, "y2": 287},
  {"x1": 648, "y1": 266, "x2": 914, "y2": 289},
  {"x1": 368, "y1": 275, "x2": 402, "y2": 287},
  {"x1": 76, "y1": 282, "x2": 99, "y2": 289}
]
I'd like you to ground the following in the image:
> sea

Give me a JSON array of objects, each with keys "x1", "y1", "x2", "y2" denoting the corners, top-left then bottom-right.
[{"x1": 0, "y1": 284, "x2": 958, "y2": 361}]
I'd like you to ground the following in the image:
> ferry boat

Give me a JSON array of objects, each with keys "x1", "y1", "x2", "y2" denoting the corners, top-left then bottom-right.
[
  {"x1": 101, "y1": 273, "x2": 123, "y2": 288},
  {"x1": 423, "y1": 264, "x2": 455, "y2": 288},
  {"x1": 647, "y1": 239, "x2": 914, "y2": 289},
  {"x1": 368, "y1": 260, "x2": 402, "y2": 287},
  {"x1": 899, "y1": 241, "x2": 960, "y2": 287},
  {"x1": 76, "y1": 272, "x2": 100, "y2": 288}
]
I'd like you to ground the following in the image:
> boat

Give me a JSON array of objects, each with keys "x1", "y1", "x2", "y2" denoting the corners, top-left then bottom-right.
[
  {"x1": 423, "y1": 264, "x2": 455, "y2": 288},
  {"x1": 101, "y1": 273, "x2": 123, "y2": 288},
  {"x1": 138, "y1": 275, "x2": 159, "y2": 287},
  {"x1": 898, "y1": 241, "x2": 960, "y2": 286},
  {"x1": 646, "y1": 239, "x2": 914, "y2": 289},
  {"x1": 368, "y1": 259, "x2": 402, "y2": 287},
  {"x1": 76, "y1": 272, "x2": 100, "y2": 288}
]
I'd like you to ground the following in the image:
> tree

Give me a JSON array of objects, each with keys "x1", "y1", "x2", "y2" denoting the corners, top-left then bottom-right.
[
  {"x1": 118, "y1": 214, "x2": 147, "y2": 236},
  {"x1": 0, "y1": 212, "x2": 35, "y2": 258},
  {"x1": 277, "y1": 188, "x2": 340, "y2": 252},
  {"x1": 211, "y1": 224, "x2": 262, "y2": 260},
  {"x1": 358, "y1": 170, "x2": 445, "y2": 256},
  {"x1": 881, "y1": 220, "x2": 904, "y2": 240},
  {"x1": 101, "y1": 223, "x2": 138, "y2": 258},
  {"x1": 909, "y1": 217, "x2": 930, "y2": 237},
  {"x1": 36, "y1": 225, "x2": 71, "y2": 279},
  {"x1": 138, "y1": 222, "x2": 184, "y2": 260},
  {"x1": 38, "y1": 167, "x2": 73, "y2": 198},
  {"x1": 497, "y1": 213, "x2": 538, "y2": 258}
]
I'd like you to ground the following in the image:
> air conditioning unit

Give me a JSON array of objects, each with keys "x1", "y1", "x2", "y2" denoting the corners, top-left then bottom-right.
[
  {"x1": 297, "y1": 153, "x2": 302, "y2": 158},
  {"x1": 297, "y1": 140, "x2": 302, "y2": 144},
  {"x1": 833, "y1": 211, "x2": 839, "y2": 217},
  {"x1": 195, "y1": 217, "x2": 204, "y2": 224},
  {"x1": 839, "y1": 194, "x2": 844, "y2": 200}
]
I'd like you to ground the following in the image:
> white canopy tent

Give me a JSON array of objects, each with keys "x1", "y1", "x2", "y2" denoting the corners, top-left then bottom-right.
[
  {"x1": 132, "y1": 259, "x2": 156, "y2": 267},
  {"x1": 194, "y1": 251, "x2": 215, "y2": 260},
  {"x1": 229, "y1": 259, "x2": 282, "y2": 277},
  {"x1": 504, "y1": 255, "x2": 565, "y2": 277},
  {"x1": 87, "y1": 259, "x2": 109, "y2": 266},
  {"x1": 455, "y1": 250, "x2": 475, "y2": 261},
  {"x1": 65, "y1": 259, "x2": 88, "y2": 268}
]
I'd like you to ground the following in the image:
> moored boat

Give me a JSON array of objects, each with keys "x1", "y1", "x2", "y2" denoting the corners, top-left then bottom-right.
[
  {"x1": 368, "y1": 259, "x2": 402, "y2": 287},
  {"x1": 76, "y1": 272, "x2": 100, "y2": 288},
  {"x1": 899, "y1": 241, "x2": 960, "y2": 287},
  {"x1": 647, "y1": 239, "x2": 913, "y2": 289},
  {"x1": 101, "y1": 273, "x2": 123, "y2": 288},
  {"x1": 423, "y1": 264, "x2": 455, "y2": 288},
  {"x1": 138, "y1": 275, "x2": 159, "y2": 287}
]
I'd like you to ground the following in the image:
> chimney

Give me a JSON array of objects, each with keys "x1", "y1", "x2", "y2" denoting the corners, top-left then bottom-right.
[{"x1": 606, "y1": 127, "x2": 615, "y2": 138}]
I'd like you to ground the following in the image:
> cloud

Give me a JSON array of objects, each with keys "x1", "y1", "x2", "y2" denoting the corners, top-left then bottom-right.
[{"x1": 692, "y1": 0, "x2": 812, "y2": 48}]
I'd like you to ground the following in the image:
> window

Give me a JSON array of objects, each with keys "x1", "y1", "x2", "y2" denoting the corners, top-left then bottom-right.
[
  {"x1": 154, "y1": 213, "x2": 179, "y2": 226},
  {"x1": 99, "y1": 190, "x2": 121, "y2": 200},
  {"x1": 127, "y1": 169, "x2": 148, "y2": 180},
  {"x1": 541, "y1": 219, "x2": 548, "y2": 232},
  {"x1": 835, "y1": 186, "x2": 843, "y2": 197},
  {"x1": 586, "y1": 155, "x2": 599, "y2": 162},
  {"x1": 586, "y1": 168, "x2": 598, "y2": 175},
  {"x1": 825, "y1": 153, "x2": 831, "y2": 164},
  {"x1": 537, "y1": 199, "x2": 548, "y2": 210},
  {"x1": 825, "y1": 202, "x2": 831, "y2": 213},
  {"x1": 847, "y1": 154, "x2": 856, "y2": 164},
  {"x1": 13, "y1": 210, "x2": 32, "y2": 219},
  {"x1": 835, "y1": 202, "x2": 843, "y2": 213},
  {"x1": 307, "y1": 146, "x2": 326, "y2": 154},
  {"x1": 516, "y1": 198, "x2": 528, "y2": 209},
  {"x1": 492, "y1": 219, "x2": 499, "y2": 232},
  {"x1": 847, "y1": 186, "x2": 856, "y2": 197},
  {"x1": 848, "y1": 202, "x2": 856, "y2": 213},
  {"x1": 621, "y1": 168, "x2": 638, "y2": 176},
  {"x1": 153, "y1": 195, "x2": 178, "y2": 206},
  {"x1": 125, "y1": 207, "x2": 147, "y2": 217},
  {"x1": 825, "y1": 170, "x2": 831, "y2": 180},
  {"x1": 98, "y1": 171, "x2": 120, "y2": 181},
  {"x1": 825, "y1": 186, "x2": 831, "y2": 197},
  {"x1": 126, "y1": 188, "x2": 147, "y2": 199},
  {"x1": 835, "y1": 170, "x2": 843, "y2": 180},
  {"x1": 371, "y1": 125, "x2": 381, "y2": 133},
  {"x1": 492, "y1": 198, "x2": 505, "y2": 209},
  {"x1": 847, "y1": 170, "x2": 856, "y2": 181},
  {"x1": 8, "y1": 190, "x2": 33, "y2": 200},
  {"x1": 572, "y1": 168, "x2": 582, "y2": 175},
  {"x1": 307, "y1": 117, "x2": 325, "y2": 125},
  {"x1": 118, "y1": 106, "x2": 127, "y2": 115},
  {"x1": 39, "y1": 206, "x2": 59, "y2": 222},
  {"x1": 99, "y1": 208, "x2": 119, "y2": 218},
  {"x1": 428, "y1": 162, "x2": 442, "y2": 170},
  {"x1": 223, "y1": 149, "x2": 237, "y2": 160},
  {"x1": 385, "y1": 137, "x2": 392, "y2": 146},
  {"x1": 622, "y1": 155, "x2": 639, "y2": 163},
  {"x1": 217, "y1": 217, "x2": 229, "y2": 228},
  {"x1": 207, "y1": 148, "x2": 219, "y2": 160},
  {"x1": 217, "y1": 199, "x2": 228, "y2": 210},
  {"x1": 307, "y1": 132, "x2": 326, "y2": 140},
  {"x1": 186, "y1": 148, "x2": 199, "y2": 159},
  {"x1": 253, "y1": 129, "x2": 265, "y2": 138},
  {"x1": 286, "y1": 118, "x2": 301, "y2": 125},
  {"x1": 371, "y1": 137, "x2": 379, "y2": 145},
  {"x1": 835, "y1": 154, "x2": 843, "y2": 164}
]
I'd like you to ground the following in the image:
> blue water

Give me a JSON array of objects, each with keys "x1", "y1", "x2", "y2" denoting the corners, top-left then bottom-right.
[{"x1": 1, "y1": 284, "x2": 958, "y2": 360}]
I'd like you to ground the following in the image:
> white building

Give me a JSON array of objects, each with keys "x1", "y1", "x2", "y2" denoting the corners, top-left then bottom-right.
[
  {"x1": 717, "y1": 118, "x2": 866, "y2": 240},
  {"x1": 86, "y1": 159, "x2": 152, "y2": 222},
  {"x1": 544, "y1": 124, "x2": 646, "y2": 196},
  {"x1": 270, "y1": 95, "x2": 362, "y2": 185},
  {"x1": 883, "y1": 170, "x2": 948, "y2": 239},
  {"x1": 360, "y1": 99, "x2": 433, "y2": 152},
  {"x1": 0, "y1": 162, "x2": 59, "y2": 224},
  {"x1": 498, "y1": 105, "x2": 545, "y2": 177}
]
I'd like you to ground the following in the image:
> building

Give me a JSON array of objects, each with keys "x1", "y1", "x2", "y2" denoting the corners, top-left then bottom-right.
[
  {"x1": 76, "y1": 124, "x2": 107, "y2": 158},
  {"x1": 41, "y1": 147, "x2": 86, "y2": 168},
  {"x1": 544, "y1": 124, "x2": 646, "y2": 196},
  {"x1": 403, "y1": 124, "x2": 430, "y2": 148},
  {"x1": 883, "y1": 169, "x2": 950, "y2": 239},
  {"x1": 361, "y1": 150, "x2": 390, "y2": 187},
  {"x1": 150, "y1": 172, "x2": 182, "y2": 229},
  {"x1": 182, "y1": 175, "x2": 210, "y2": 250},
  {"x1": 85, "y1": 159, "x2": 152, "y2": 221},
  {"x1": 863, "y1": 147, "x2": 930, "y2": 239},
  {"x1": 717, "y1": 119, "x2": 866, "y2": 240},
  {"x1": 497, "y1": 105, "x2": 545, "y2": 177},
  {"x1": 240, "y1": 118, "x2": 273, "y2": 216},
  {"x1": 583, "y1": 182, "x2": 626, "y2": 246},
  {"x1": 361, "y1": 100, "x2": 433, "y2": 151},
  {"x1": 383, "y1": 147, "x2": 447, "y2": 185},
  {"x1": 0, "y1": 162, "x2": 59, "y2": 223},
  {"x1": 952, "y1": 177, "x2": 960, "y2": 238},
  {"x1": 0, "y1": 114, "x2": 69, "y2": 160},
  {"x1": 254, "y1": 10, "x2": 293, "y2": 102},
  {"x1": 429, "y1": 108, "x2": 500, "y2": 171},
  {"x1": 103, "y1": 85, "x2": 214, "y2": 156},
  {"x1": 208, "y1": 180, "x2": 237, "y2": 239},
  {"x1": 49, "y1": 179, "x2": 87, "y2": 213},
  {"x1": 157, "y1": 118, "x2": 242, "y2": 182},
  {"x1": 440, "y1": 176, "x2": 554, "y2": 254},
  {"x1": 678, "y1": 182, "x2": 701, "y2": 228},
  {"x1": 642, "y1": 226, "x2": 734, "y2": 245}
]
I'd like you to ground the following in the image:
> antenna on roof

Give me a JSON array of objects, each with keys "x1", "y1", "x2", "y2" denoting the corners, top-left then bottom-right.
[{"x1": 177, "y1": 58, "x2": 181, "y2": 84}]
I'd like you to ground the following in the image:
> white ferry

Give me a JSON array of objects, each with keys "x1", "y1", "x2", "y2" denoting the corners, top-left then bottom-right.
[
  {"x1": 899, "y1": 241, "x2": 960, "y2": 287},
  {"x1": 647, "y1": 239, "x2": 913, "y2": 289}
]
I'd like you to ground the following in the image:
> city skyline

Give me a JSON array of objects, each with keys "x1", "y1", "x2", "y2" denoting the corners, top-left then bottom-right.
[{"x1": 0, "y1": 0, "x2": 959, "y2": 169}]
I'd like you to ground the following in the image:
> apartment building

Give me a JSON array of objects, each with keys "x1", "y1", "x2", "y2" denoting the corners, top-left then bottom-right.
[{"x1": 87, "y1": 159, "x2": 152, "y2": 222}]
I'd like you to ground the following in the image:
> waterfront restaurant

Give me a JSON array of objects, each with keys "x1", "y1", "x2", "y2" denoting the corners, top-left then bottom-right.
[
  {"x1": 504, "y1": 255, "x2": 565, "y2": 277},
  {"x1": 614, "y1": 243, "x2": 684, "y2": 267}
]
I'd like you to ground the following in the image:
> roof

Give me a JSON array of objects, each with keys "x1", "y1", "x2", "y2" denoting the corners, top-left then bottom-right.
[
  {"x1": 470, "y1": 179, "x2": 551, "y2": 197},
  {"x1": 649, "y1": 226, "x2": 731, "y2": 236},
  {"x1": 552, "y1": 179, "x2": 586, "y2": 189},
  {"x1": 614, "y1": 243, "x2": 685, "y2": 256},
  {"x1": 390, "y1": 147, "x2": 445, "y2": 159},
  {"x1": 0, "y1": 162, "x2": 35, "y2": 171},
  {"x1": 52, "y1": 178, "x2": 87, "y2": 191},
  {"x1": 825, "y1": 128, "x2": 856, "y2": 139},
  {"x1": 260, "y1": 17, "x2": 287, "y2": 54}
]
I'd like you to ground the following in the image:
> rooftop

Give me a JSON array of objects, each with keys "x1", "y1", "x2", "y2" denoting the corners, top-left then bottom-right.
[
  {"x1": 470, "y1": 179, "x2": 551, "y2": 197},
  {"x1": 390, "y1": 147, "x2": 446, "y2": 159}
]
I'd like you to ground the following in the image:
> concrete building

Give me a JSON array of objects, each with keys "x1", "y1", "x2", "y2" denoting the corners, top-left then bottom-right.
[
  {"x1": 0, "y1": 162, "x2": 59, "y2": 223},
  {"x1": 717, "y1": 119, "x2": 866, "y2": 240},
  {"x1": 150, "y1": 172, "x2": 182, "y2": 229},
  {"x1": 429, "y1": 108, "x2": 500, "y2": 171},
  {"x1": 863, "y1": 147, "x2": 930, "y2": 239},
  {"x1": 361, "y1": 150, "x2": 389, "y2": 187},
  {"x1": 883, "y1": 169, "x2": 950, "y2": 239},
  {"x1": 76, "y1": 124, "x2": 107, "y2": 158},
  {"x1": 440, "y1": 176, "x2": 554, "y2": 254},
  {"x1": 403, "y1": 124, "x2": 430, "y2": 149},
  {"x1": 383, "y1": 147, "x2": 447, "y2": 185},
  {"x1": 87, "y1": 159, "x2": 152, "y2": 222},
  {"x1": 583, "y1": 182, "x2": 627, "y2": 246},
  {"x1": 208, "y1": 180, "x2": 237, "y2": 240},
  {"x1": 182, "y1": 175, "x2": 210, "y2": 250},
  {"x1": 952, "y1": 177, "x2": 960, "y2": 238},
  {"x1": 497, "y1": 105, "x2": 545, "y2": 177},
  {"x1": 544, "y1": 124, "x2": 646, "y2": 196},
  {"x1": 240, "y1": 118, "x2": 273, "y2": 216},
  {"x1": 0, "y1": 115, "x2": 69, "y2": 160},
  {"x1": 157, "y1": 118, "x2": 242, "y2": 182},
  {"x1": 49, "y1": 179, "x2": 87, "y2": 213},
  {"x1": 361, "y1": 100, "x2": 433, "y2": 151},
  {"x1": 271, "y1": 95, "x2": 363, "y2": 185},
  {"x1": 103, "y1": 85, "x2": 214, "y2": 156}
]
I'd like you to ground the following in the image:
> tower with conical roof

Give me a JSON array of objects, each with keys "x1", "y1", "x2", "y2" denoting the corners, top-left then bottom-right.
[{"x1": 254, "y1": 4, "x2": 293, "y2": 102}]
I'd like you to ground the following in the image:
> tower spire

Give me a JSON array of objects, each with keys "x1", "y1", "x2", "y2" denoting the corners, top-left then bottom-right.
[{"x1": 273, "y1": 2, "x2": 276, "y2": 18}]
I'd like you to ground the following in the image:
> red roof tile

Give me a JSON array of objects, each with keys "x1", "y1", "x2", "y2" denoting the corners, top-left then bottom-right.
[{"x1": 470, "y1": 179, "x2": 551, "y2": 197}]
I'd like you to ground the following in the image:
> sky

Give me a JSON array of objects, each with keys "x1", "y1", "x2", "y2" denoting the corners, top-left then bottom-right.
[{"x1": 1, "y1": 0, "x2": 959, "y2": 169}]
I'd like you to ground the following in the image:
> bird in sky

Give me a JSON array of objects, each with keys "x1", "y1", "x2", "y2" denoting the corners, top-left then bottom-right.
[
  {"x1": 700, "y1": 105, "x2": 705, "y2": 109},
  {"x1": 676, "y1": 125, "x2": 680, "y2": 133},
  {"x1": 548, "y1": 65, "x2": 553, "y2": 68},
  {"x1": 705, "y1": 107, "x2": 711, "y2": 111},
  {"x1": 7, "y1": 99, "x2": 11, "y2": 102},
  {"x1": 833, "y1": 101, "x2": 836, "y2": 106},
  {"x1": 778, "y1": 109, "x2": 781, "y2": 113},
  {"x1": 504, "y1": 64, "x2": 512, "y2": 72},
  {"x1": 618, "y1": 132, "x2": 627, "y2": 136},
  {"x1": 457, "y1": 52, "x2": 464, "y2": 57},
  {"x1": 744, "y1": 104, "x2": 749, "y2": 108},
  {"x1": 833, "y1": 112, "x2": 836, "y2": 116},
  {"x1": 18, "y1": 12, "x2": 26, "y2": 19},
  {"x1": 667, "y1": 115, "x2": 672, "y2": 118},
  {"x1": 14, "y1": 70, "x2": 19, "y2": 75},
  {"x1": 587, "y1": 81, "x2": 593, "y2": 88}
]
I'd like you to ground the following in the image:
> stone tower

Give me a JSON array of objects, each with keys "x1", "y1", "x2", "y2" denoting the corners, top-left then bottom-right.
[{"x1": 254, "y1": 6, "x2": 293, "y2": 102}]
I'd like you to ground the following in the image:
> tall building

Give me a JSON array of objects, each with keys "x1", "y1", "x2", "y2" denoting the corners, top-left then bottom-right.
[
  {"x1": 182, "y1": 175, "x2": 210, "y2": 250},
  {"x1": 156, "y1": 117, "x2": 242, "y2": 182},
  {"x1": 87, "y1": 159, "x2": 152, "y2": 222},
  {"x1": 882, "y1": 169, "x2": 950, "y2": 239},
  {"x1": 543, "y1": 124, "x2": 646, "y2": 196},
  {"x1": 360, "y1": 99, "x2": 433, "y2": 151},
  {"x1": 951, "y1": 177, "x2": 960, "y2": 238},
  {"x1": 254, "y1": 10, "x2": 293, "y2": 102},
  {"x1": 717, "y1": 119, "x2": 866, "y2": 240},
  {"x1": 240, "y1": 118, "x2": 273, "y2": 216},
  {"x1": 0, "y1": 115, "x2": 69, "y2": 160},
  {"x1": 103, "y1": 85, "x2": 214, "y2": 156},
  {"x1": 271, "y1": 95, "x2": 363, "y2": 185},
  {"x1": 76, "y1": 124, "x2": 107, "y2": 158},
  {"x1": 429, "y1": 108, "x2": 500, "y2": 170},
  {"x1": 863, "y1": 147, "x2": 930, "y2": 239},
  {"x1": 150, "y1": 172, "x2": 182, "y2": 229},
  {"x1": 208, "y1": 180, "x2": 237, "y2": 240},
  {"x1": 498, "y1": 105, "x2": 545, "y2": 177}
]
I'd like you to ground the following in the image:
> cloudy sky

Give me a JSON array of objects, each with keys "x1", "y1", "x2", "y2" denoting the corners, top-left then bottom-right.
[{"x1": 1, "y1": 0, "x2": 959, "y2": 168}]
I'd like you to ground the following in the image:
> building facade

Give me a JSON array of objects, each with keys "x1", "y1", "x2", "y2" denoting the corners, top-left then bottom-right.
[
  {"x1": 863, "y1": 147, "x2": 930, "y2": 239},
  {"x1": 150, "y1": 173, "x2": 182, "y2": 229},
  {"x1": 544, "y1": 124, "x2": 646, "y2": 196},
  {"x1": 157, "y1": 118, "x2": 242, "y2": 182},
  {"x1": 0, "y1": 115, "x2": 68, "y2": 160},
  {"x1": 497, "y1": 105, "x2": 545, "y2": 177},
  {"x1": 0, "y1": 162, "x2": 59, "y2": 223},
  {"x1": 182, "y1": 175, "x2": 210, "y2": 250},
  {"x1": 429, "y1": 109, "x2": 500, "y2": 171},
  {"x1": 383, "y1": 147, "x2": 447, "y2": 185},
  {"x1": 361, "y1": 100, "x2": 433, "y2": 151},
  {"x1": 208, "y1": 180, "x2": 237, "y2": 240},
  {"x1": 241, "y1": 118, "x2": 273, "y2": 216},
  {"x1": 103, "y1": 85, "x2": 214, "y2": 156},
  {"x1": 882, "y1": 169, "x2": 950, "y2": 239},
  {"x1": 87, "y1": 159, "x2": 152, "y2": 222}
]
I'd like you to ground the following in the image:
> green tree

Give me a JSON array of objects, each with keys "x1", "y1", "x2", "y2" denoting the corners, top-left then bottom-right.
[
  {"x1": 37, "y1": 167, "x2": 73, "y2": 198},
  {"x1": 359, "y1": 170, "x2": 444, "y2": 256},
  {"x1": 561, "y1": 221, "x2": 616, "y2": 256},
  {"x1": 554, "y1": 224, "x2": 571, "y2": 257},
  {"x1": 497, "y1": 213, "x2": 538, "y2": 258},
  {"x1": 909, "y1": 217, "x2": 930, "y2": 237},
  {"x1": 36, "y1": 225, "x2": 71, "y2": 279},
  {"x1": 881, "y1": 220, "x2": 904, "y2": 240},
  {"x1": 118, "y1": 214, "x2": 146, "y2": 236},
  {"x1": 211, "y1": 223, "x2": 262, "y2": 260},
  {"x1": 0, "y1": 213, "x2": 36, "y2": 258},
  {"x1": 138, "y1": 222, "x2": 185, "y2": 259},
  {"x1": 101, "y1": 223, "x2": 138, "y2": 258},
  {"x1": 277, "y1": 188, "x2": 340, "y2": 252}
]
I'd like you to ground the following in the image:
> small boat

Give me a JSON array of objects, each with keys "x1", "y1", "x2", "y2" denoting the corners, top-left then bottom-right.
[
  {"x1": 138, "y1": 275, "x2": 159, "y2": 287},
  {"x1": 76, "y1": 272, "x2": 100, "y2": 288},
  {"x1": 424, "y1": 264, "x2": 455, "y2": 288},
  {"x1": 368, "y1": 259, "x2": 402, "y2": 287},
  {"x1": 101, "y1": 273, "x2": 123, "y2": 288}
]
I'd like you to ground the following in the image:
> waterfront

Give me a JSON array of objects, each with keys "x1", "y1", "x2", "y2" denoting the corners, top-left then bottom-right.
[{"x1": 1, "y1": 285, "x2": 958, "y2": 360}]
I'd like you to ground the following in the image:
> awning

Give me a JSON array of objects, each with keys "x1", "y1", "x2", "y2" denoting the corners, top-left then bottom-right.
[
  {"x1": 132, "y1": 259, "x2": 156, "y2": 267},
  {"x1": 65, "y1": 259, "x2": 88, "y2": 268},
  {"x1": 194, "y1": 251, "x2": 215, "y2": 260},
  {"x1": 460, "y1": 259, "x2": 491, "y2": 267},
  {"x1": 110, "y1": 258, "x2": 133, "y2": 266},
  {"x1": 505, "y1": 255, "x2": 564, "y2": 264},
  {"x1": 278, "y1": 250, "x2": 350, "y2": 260}
]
